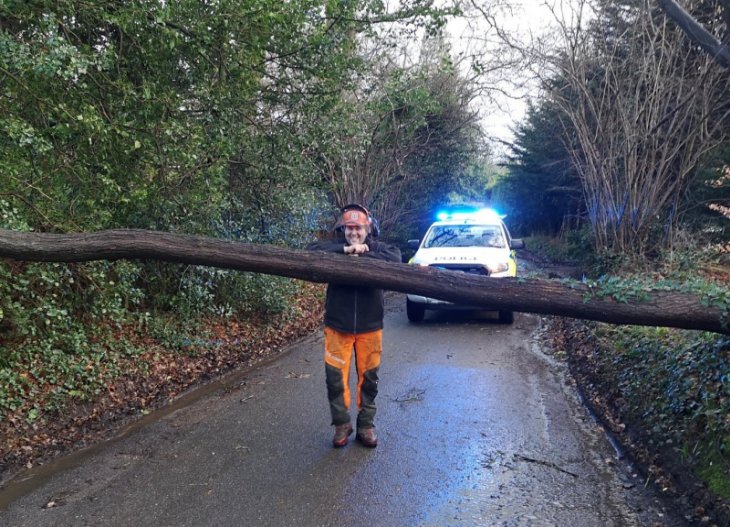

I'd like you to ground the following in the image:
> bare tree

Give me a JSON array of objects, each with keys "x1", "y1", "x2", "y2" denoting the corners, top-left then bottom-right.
[
  {"x1": 546, "y1": 0, "x2": 729, "y2": 254},
  {"x1": 657, "y1": 0, "x2": 730, "y2": 71},
  {"x1": 309, "y1": 32, "x2": 482, "y2": 231}
]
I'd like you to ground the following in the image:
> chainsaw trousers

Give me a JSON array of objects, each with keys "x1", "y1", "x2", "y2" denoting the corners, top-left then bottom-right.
[{"x1": 324, "y1": 327, "x2": 381, "y2": 429}]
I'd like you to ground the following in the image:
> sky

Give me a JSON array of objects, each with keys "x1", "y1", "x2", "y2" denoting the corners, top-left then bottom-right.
[{"x1": 444, "y1": 1, "x2": 569, "y2": 155}]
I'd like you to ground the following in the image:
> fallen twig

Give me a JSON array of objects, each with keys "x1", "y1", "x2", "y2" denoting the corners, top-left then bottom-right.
[{"x1": 515, "y1": 453, "x2": 579, "y2": 478}]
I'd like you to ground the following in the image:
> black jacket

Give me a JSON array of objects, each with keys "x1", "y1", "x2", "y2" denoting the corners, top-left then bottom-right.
[{"x1": 306, "y1": 237, "x2": 402, "y2": 333}]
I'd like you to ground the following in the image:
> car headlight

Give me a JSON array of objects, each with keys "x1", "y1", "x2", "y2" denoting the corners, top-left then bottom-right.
[{"x1": 487, "y1": 262, "x2": 509, "y2": 274}]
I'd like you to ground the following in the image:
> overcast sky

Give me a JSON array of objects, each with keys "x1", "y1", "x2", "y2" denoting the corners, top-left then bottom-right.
[{"x1": 445, "y1": 1, "x2": 569, "y2": 156}]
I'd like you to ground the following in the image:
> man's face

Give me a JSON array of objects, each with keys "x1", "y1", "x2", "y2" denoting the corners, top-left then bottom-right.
[{"x1": 344, "y1": 224, "x2": 368, "y2": 245}]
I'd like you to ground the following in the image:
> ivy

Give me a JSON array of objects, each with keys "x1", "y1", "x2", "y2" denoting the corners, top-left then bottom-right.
[
  {"x1": 591, "y1": 324, "x2": 730, "y2": 497},
  {"x1": 578, "y1": 274, "x2": 730, "y2": 325}
]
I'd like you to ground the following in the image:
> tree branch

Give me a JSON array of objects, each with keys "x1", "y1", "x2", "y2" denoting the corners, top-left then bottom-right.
[
  {"x1": 657, "y1": 0, "x2": 730, "y2": 71},
  {"x1": 0, "y1": 229, "x2": 727, "y2": 334}
]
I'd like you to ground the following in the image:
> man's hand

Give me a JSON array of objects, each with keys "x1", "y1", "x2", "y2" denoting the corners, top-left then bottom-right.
[{"x1": 344, "y1": 243, "x2": 369, "y2": 255}]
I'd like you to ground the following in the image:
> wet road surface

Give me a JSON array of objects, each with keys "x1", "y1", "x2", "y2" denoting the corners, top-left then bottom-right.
[{"x1": 0, "y1": 294, "x2": 689, "y2": 526}]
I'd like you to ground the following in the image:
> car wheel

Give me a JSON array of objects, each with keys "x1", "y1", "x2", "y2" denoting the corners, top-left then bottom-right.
[
  {"x1": 498, "y1": 310, "x2": 514, "y2": 324},
  {"x1": 406, "y1": 299, "x2": 425, "y2": 322}
]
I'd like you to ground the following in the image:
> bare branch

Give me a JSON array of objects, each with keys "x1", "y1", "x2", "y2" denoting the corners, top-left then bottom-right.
[{"x1": 657, "y1": 0, "x2": 730, "y2": 71}]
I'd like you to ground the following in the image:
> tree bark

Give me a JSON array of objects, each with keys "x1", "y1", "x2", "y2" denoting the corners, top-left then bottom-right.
[
  {"x1": 0, "y1": 229, "x2": 727, "y2": 334},
  {"x1": 657, "y1": 0, "x2": 730, "y2": 71}
]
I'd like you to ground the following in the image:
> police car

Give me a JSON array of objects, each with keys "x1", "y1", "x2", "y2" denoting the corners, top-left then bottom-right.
[{"x1": 406, "y1": 208, "x2": 524, "y2": 323}]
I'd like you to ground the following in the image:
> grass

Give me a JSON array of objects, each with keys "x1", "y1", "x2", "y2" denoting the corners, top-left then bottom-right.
[{"x1": 698, "y1": 437, "x2": 730, "y2": 499}]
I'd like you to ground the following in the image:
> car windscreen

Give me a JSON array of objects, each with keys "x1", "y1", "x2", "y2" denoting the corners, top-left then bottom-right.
[{"x1": 423, "y1": 225, "x2": 506, "y2": 248}]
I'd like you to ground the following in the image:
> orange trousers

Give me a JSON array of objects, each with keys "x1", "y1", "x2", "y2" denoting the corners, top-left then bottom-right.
[{"x1": 324, "y1": 327, "x2": 382, "y2": 428}]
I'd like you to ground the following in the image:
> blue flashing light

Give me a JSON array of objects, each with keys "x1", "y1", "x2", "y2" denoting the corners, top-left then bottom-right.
[
  {"x1": 435, "y1": 207, "x2": 505, "y2": 222},
  {"x1": 436, "y1": 211, "x2": 450, "y2": 221}
]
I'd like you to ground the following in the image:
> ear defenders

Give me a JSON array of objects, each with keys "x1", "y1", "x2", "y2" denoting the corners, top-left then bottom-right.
[{"x1": 336, "y1": 203, "x2": 380, "y2": 238}]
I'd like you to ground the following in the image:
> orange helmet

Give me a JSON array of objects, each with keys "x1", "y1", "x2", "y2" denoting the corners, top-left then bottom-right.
[{"x1": 334, "y1": 203, "x2": 380, "y2": 237}]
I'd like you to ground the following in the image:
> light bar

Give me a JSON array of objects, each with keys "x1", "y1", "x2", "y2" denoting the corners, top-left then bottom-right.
[{"x1": 436, "y1": 208, "x2": 505, "y2": 222}]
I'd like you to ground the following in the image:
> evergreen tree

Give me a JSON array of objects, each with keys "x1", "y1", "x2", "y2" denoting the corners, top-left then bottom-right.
[{"x1": 496, "y1": 101, "x2": 582, "y2": 235}]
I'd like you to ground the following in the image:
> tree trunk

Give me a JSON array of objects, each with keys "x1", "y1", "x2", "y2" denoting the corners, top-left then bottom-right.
[
  {"x1": 0, "y1": 229, "x2": 727, "y2": 334},
  {"x1": 657, "y1": 0, "x2": 730, "y2": 72}
]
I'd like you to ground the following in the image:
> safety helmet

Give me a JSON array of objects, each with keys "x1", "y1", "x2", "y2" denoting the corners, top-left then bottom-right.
[{"x1": 334, "y1": 203, "x2": 380, "y2": 237}]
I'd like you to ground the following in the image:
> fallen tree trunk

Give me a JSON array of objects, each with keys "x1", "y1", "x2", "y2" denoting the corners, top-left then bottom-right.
[{"x1": 0, "y1": 229, "x2": 727, "y2": 334}]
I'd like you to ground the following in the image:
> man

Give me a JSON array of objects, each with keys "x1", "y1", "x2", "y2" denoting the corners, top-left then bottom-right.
[{"x1": 307, "y1": 204, "x2": 401, "y2": 448}]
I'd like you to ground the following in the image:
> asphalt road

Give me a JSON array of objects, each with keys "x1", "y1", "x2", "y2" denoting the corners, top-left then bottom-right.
[{"x1": 0, "y1": 294, "x2": 689, "y2": 527}]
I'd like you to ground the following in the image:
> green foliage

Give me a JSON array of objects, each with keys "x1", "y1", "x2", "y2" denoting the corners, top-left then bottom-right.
[
  {"x1": 163, "y1": 267, "x2": 298, "y2": 319},
  {"x1": 0, "y1": 0, "x2": 373, "y2": 234},
  {"x1": 681, "y1": 143, "x2": 730, "y2": 244},
  {"x1": 0, "y1": 260, "x2": 141, "y2": 339},
  {"x1": 0, "y1": 0, "x2": 467, "y2": 428},
  {"x1": 582, "y1": 275, "x2": 652, "y2": 304},
  {"x1": 496, "y1": 101, "x2": 583, "y2": 236},
  {"x1": 144, "y1": 313, "x2": 207, "y2": 354},
  {"x1": 0, "y1": 0, "x2": 368, "y2": 316},
  {"x1": 698, "y1": 437, "x2": 730, "y2": 499},
  {"x1": 523, "y1": 235, "x2": 572, "y2": 262},
  {"x1": 211, "y1": 272, "x2": 297, "y2": 317},
  {"x1": 592, "y1": 324, "x2": 729, "y2": 497},
  {"x1": 578, "y1": 269, "x2": 730, "y2": 324},
  {"x1": 0, "y1": 255, "x2": 304, "y2": 422},
  {"x1": 524, "y1": 231, "x2": 599, "y2": 264},
  {"x1": 0, "y1": 258, "x2": 144, "y2": 415}
]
